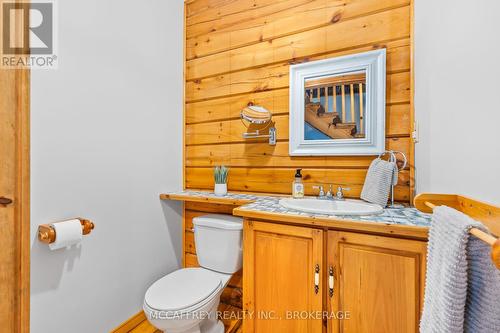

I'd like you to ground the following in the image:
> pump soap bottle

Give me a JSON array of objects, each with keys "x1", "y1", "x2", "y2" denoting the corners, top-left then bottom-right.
[{"x1": 292, "y1": 169, "x2": 304, "y2": 198}]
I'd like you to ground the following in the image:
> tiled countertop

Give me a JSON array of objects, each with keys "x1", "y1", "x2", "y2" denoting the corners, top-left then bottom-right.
[
  {"x1": 238, "y1": 196, "x2": 432, "y2": 228},
  {"x1": 161, "y1": 190, "x2": 432, "y2": 228}
]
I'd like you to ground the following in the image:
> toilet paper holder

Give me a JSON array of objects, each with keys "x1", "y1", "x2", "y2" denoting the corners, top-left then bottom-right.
[{"x1": 38, "y1": 218, "x2": 95, "y2": 244}]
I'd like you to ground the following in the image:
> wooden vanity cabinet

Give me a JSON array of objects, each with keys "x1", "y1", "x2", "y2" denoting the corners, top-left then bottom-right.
[
  {"x1": 243, "y1": 220, "x2": 428, "y2": 333},
  {"x1": 327, "y1": 231, "x2": 427, "y2": 333},
  {"x1": 243, "y1": 220, "x2": 324, "y2": 333}
]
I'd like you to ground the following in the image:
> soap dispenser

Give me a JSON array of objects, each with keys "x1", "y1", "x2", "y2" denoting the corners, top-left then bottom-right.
[{"x1": 292, "y1": 169, "x2": 304, "y2": 198}]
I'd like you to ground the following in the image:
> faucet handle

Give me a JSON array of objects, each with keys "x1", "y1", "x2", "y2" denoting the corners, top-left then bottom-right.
[
  {"x1": 335, "y1": 186, "x2": 350, "y2": 200},
  {"x1": 312, "y1": 185, "x2": 325, "y2": 197}
]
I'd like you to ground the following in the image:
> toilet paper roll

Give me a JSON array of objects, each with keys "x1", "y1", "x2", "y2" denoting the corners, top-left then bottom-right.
[{"x1": 49, "y1": 219, "x2": 83, "y2": 250}]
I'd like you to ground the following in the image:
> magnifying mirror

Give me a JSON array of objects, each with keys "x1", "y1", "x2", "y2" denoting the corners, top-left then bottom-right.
[
  {"x1": 240, "y1": 104, "x2": 276, "y2": 145},
  {"x1": 241, "y1": 104, "x2": 272, "y2": 125}
]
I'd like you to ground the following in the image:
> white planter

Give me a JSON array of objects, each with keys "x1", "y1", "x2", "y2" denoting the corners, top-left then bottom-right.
[{"x1": 214, "y1": 183, "x2": 227, "y2": 196}]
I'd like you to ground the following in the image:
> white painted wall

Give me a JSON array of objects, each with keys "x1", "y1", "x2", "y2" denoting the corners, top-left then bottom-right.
[
  {"x1": 415, "y1": 0, "x2": 500, "y2": 205},
  {"x1": 30, "y1": 1, "x2": 184, "y2": 332}
]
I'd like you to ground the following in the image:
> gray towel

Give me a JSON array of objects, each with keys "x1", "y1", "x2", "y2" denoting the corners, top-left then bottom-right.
[
  {"x1": 360, "y1": 158, "x2": 398, "y2": 207},
  {"x1": 420, "y1": 206, "x2": 500, "y2": 333}
]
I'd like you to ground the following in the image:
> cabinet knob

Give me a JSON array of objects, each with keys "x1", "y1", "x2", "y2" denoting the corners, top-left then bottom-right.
[{"x1": 0, "y1": 197, "x2": 13, "y2": 205}]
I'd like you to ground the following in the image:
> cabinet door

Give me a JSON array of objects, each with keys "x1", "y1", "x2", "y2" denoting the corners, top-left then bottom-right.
[
  {"x1": 327, "y1": 231, "x2": 427, "y2": 333},
  {"x1": 243, "y1": 220, "x2": 323, "y2": 333}
]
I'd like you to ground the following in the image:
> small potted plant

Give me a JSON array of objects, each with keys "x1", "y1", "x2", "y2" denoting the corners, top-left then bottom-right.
[{"x1": 213, "y1": 165, "x2": 229, "y2": 196}]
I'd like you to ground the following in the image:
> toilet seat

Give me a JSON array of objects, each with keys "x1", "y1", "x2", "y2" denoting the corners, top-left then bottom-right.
[{"x1": 144, "y1": 268, "x2": 223, "y2": 313}]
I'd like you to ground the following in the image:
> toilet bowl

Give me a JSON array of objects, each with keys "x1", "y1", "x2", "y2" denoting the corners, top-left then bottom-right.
[
  {"x1": 143, "y1": 214, "x2": 243, "y2": 333},
  {"x1": 143, "y1": 267, "x2": 231, "y2": 333}
]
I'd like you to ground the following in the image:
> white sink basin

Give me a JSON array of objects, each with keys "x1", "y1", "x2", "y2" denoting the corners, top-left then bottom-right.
[{"x1": 279, "y1": 198, "x2": 383, "y2": 216}]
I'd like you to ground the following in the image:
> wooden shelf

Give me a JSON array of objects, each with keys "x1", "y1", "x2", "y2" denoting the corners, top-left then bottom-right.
[{"x1": 159, "y1": 192, "x2": 256, "y2": 206}]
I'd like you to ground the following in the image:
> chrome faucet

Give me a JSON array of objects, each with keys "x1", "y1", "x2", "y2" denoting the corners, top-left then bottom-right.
[
  {"x1": 314, "y1": 184, "x2": 350, "y2": 200},
  {"x1": 326, "y1": 184, "x2": 334, "y2": 199}
]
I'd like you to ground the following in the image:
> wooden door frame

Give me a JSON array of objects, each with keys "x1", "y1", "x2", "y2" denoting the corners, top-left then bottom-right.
[
  {"x1": 0, "y1": 69, "x2": 30, "y2": 333},
  {"x1": 0, "y1": 0, "x2": 31, "y2": 330},
  {"x1": 16, "y1": 68, "x2": 30, "y2": 333}
]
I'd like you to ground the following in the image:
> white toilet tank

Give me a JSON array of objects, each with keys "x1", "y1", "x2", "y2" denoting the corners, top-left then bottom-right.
[{"x1": 193, "y1": 214, "x2": 243, "y2": 274}]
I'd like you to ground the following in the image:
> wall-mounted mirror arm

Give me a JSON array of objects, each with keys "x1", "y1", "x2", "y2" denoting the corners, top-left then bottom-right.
[{"x1": 242, "y1": 127, "x2": 276, "y2": 145}]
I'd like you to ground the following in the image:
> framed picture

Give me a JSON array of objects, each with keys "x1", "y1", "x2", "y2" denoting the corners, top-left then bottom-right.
[{"x1": 289, "y1": 49, "x2": 386, "y2": 155}]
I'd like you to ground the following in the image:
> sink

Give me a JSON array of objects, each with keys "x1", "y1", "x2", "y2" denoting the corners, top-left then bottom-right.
[{"x1": 279, "y1": 198, "x2": 383, "y2": 216}]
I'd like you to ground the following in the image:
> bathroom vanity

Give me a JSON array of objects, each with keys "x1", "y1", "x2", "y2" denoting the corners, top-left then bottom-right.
[
  {"x1": 161, "y1": 190, "x2": 431, "y2": 333},
  {"x1": 176, "y1": 2, "x2": 420, "y2": 330}
]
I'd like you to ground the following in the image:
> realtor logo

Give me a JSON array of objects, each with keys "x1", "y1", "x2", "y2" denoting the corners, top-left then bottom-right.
[{"x1": 1, "y1": 0, "x2": 57, "y2": 69}]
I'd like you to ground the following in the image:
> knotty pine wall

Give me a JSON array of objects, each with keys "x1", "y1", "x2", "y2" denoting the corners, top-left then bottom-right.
[
  {"x1": 183, "y1": 0, "x2": 415, "y2": 202},
  {"x1": 182, "y1": 0, "x2": 414, "y2": 315}
]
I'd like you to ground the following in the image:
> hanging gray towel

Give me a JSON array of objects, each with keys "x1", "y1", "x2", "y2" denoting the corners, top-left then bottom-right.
[
  {"x1": 465, "y1": 231, "x2": 500, "y2": 332},
  {"x1": 420, "y1": 206, "x2": 500, "y2": 333},
  {"x1": 360, "y1": 158, "x2": 398, "y2": 207}
]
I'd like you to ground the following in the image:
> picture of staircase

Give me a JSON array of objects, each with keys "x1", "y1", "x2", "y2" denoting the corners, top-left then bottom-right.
[{"x1": 304, "y1": 72, "x2": 366, "y2": 140}]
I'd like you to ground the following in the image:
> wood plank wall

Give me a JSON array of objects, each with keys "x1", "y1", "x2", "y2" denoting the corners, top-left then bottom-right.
[
  {"x1": 184, "y1": 0, "x2": 415, "y2": 202},
  {"x1": 182, "y1": 1, "x2": 414, "y2": 320}
]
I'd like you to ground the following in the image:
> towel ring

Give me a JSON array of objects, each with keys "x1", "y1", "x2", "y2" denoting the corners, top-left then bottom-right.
[
  {"x1": 378, "y1": 150, "x2": 407, "y2": 170},
  {"x1": 377, "y1": 150, "x2": 408, "y2": 208}
]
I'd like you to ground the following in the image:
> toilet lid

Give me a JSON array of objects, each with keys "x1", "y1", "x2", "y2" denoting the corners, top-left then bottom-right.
[{"x1": 144, "y1": 268, "x2": 222, "y2": 311}]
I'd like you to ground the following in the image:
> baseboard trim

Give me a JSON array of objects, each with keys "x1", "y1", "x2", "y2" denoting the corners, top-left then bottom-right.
[{"x1": 110, "y1": 311, "x2": 146, "y2": 333}]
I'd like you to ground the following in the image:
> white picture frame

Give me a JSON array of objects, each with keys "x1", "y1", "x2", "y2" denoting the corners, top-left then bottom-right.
[{"x1": 289, "y1": 49, "x2": 386, "y2": 156}]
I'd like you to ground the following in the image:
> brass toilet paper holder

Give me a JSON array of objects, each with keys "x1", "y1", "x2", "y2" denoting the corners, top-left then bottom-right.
[{"x1": 38, "y1": 218, "x2": 95, "y2": 244}]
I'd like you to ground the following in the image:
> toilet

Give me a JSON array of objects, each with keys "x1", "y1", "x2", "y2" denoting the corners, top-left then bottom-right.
[{"x1": 143, "y1": 214, "x2": 243, "y2": 333}]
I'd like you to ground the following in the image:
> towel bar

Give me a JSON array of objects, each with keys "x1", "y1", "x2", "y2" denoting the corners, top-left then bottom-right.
[
  {"x1": 424, "y1": 201, "x2": 498, "y2": 245},
  {"x1": 38, "y1": 218, "x2": 95, "y2": 244},
  {"x1": 414, "y1": 193, "x2": 500, "y2": 269}
]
